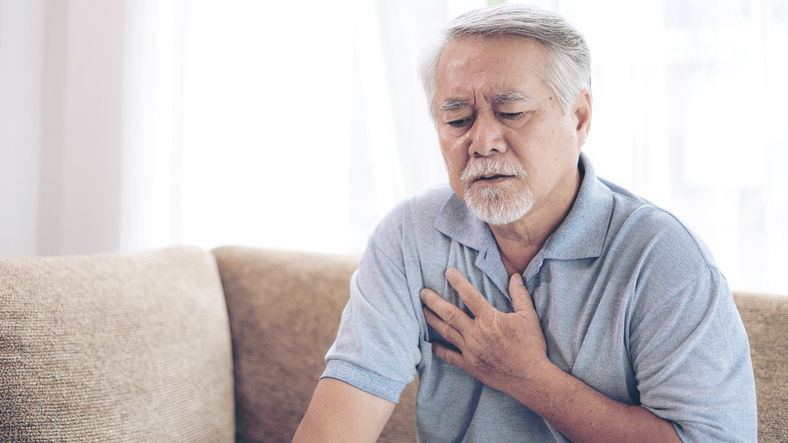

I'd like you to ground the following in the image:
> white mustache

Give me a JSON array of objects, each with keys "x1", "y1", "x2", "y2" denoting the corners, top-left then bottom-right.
[{"x1": 460, "y1": 158, "x2": 527, "y2": 185}]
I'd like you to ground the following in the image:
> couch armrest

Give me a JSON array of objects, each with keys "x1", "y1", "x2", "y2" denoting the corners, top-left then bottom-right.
[{"x1": 1, "y1": 246, "x2": 235, "y2": 442}]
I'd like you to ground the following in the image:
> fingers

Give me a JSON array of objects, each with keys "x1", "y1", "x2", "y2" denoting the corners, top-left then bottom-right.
[
  {"x1": 508, "y1": 272, "x2": 533, "y2": 313},
  {"x1": 420, "y1": 297, "x2": 467, "y2": 350},
  {"x1": 428, "y1": 269, "x2": 532, "y2": 318},
  {"x1": 421, "y1": 269, "x2": 530, "y2": 356},
  {"x1": 430, "y1": 341, "x2": 466, "y2": 371},
  {"x1": 444, "y1": 268, "x2": 494, "y2": 316},
  {"x1": 420, "y1": 287, "x2": 472, "y2": 351}
]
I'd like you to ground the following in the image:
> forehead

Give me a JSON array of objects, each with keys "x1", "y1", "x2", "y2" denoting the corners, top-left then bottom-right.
[{"x1": 435, "y1": 36, "x2": 549, "y2": 102}]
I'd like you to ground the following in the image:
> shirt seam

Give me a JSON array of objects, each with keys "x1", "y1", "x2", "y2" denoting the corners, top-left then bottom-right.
[
  {"x1": 639, "y1": 268, "x2": 708, "y2": 327},
  {"x1": 616, "y1": 200, "x2": 720, "y2": 272},
  {"x1": 367, "y1": 237, "x2": 407, "y2": 278}
]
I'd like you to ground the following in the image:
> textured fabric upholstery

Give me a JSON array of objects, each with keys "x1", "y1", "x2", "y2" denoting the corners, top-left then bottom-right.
[
  {"x1": 0, "y1": 246, "x2": 235, "y2": 442},
  {"x1": 2, "y1": 245, "x2": 784, "y2": 442},
  {"x1": 212, "y1": 246, "x2": 418, "y2": 443},
  {"x1": 733, "y1": 291, "x2": 788, "y2": 443}
]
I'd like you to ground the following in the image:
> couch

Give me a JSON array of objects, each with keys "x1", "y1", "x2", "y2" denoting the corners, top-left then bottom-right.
[{"x1": 1, "y1": 246, "x2": 785, "y2": 442}]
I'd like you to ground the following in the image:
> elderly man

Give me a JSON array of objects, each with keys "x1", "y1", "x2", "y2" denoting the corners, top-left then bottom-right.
[{"x1": 294, "y1": 4, "x2": 756, "y2": 442}]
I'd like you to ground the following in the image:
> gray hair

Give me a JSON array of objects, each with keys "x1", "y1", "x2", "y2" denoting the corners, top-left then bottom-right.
[{"x1": 419, "y1": 4, "x2": 591, "y2": 119}]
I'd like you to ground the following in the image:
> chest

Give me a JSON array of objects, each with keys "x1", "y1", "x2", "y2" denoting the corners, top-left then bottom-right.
[{"x1": 421, "y1": 245, "x2": 640, "y2": 405}]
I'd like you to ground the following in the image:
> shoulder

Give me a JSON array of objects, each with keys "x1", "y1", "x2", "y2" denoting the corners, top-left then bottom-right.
[
  {"x1": 360, "y1": 185, "x2": 455, "y2": 271},
  {"x1": 599, "y1": 179, "x2": 727, "y2": 312},
  {"x1": 369, "y1": 184, "x2": 454, "y2": 245},
  {"x1": 399, "y1": 184, "x2": 455, "y2": 221},
  {"x1": 607, "y1": 182, "x2": 718, "y2": 270}
]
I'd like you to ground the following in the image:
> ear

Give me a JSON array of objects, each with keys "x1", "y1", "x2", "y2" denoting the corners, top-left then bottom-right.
[{"x1": 573, "y1": 90, "x2": 592, "y2": 150}]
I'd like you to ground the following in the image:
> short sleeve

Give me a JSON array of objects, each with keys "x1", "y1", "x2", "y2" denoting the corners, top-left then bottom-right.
[
  {"x1": 631, "y1": 268, "x2": 757, "y2": 442},
  {"x1": 321, "y1": 237, "x2": 423, "y2": 403}
]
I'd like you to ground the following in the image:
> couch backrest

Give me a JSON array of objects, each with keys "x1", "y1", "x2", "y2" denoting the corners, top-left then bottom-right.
[
  {"x1": 217, "y1": 247, "x2": 788, "y2": 443},
  {"x1": 212, "y1": 246, "x2": 418, "y2": 443},
  {"x1": 0, "y1": 246, "x2": 235, "y2": 442},
  {"x1": 733, "y1": 291, "x2": 788, "y2": 443}
]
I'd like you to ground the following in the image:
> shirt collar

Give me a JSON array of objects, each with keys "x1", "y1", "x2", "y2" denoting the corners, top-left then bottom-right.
[
  {"x1": 434, "y1": 192, "x2": 492, "y2": 252},
  {"x1": 542, "y1": 152, "x2": 612, "y2": 260},
  {"x1": 434, "y1": 152, "x2": 613, "y2": 260}
]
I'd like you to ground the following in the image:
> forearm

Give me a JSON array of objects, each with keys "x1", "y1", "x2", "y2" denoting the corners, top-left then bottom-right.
[
  {"x1": 510, "y1": 362, "x2": 681, "y2": 443},
  {"x1": 293, "y1": 378, "x2": 395, "y2": 443}
]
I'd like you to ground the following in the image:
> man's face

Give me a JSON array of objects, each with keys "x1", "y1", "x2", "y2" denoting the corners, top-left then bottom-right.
[{"x1": 434, "y1": 36, "x2": 590, "y2": 226}]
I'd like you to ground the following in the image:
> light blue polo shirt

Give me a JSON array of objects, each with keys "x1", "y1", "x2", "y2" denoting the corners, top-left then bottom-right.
[{"x1": 323, "y1": 153, "x2": 757, "y2": 442}]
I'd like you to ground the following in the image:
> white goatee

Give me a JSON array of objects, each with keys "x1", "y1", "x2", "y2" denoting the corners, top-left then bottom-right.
[{"x1": 460, "y1": 157, "x2": 535, "y2": 225}]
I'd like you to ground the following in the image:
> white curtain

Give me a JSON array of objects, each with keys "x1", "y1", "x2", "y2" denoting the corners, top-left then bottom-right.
[
  {"x1": 0, "y1": 0, "x2": 43, "y2": 257},
  {"x1": 1, "y1": 0, "x2": 785, "y2": 295},
  {"x1": 121, "y1": 0, "x2": 188, "y2": 253},
  {"x1": 1, "y1": 0, "x2": 128, "y2": 256},
  {"x1": 557, "y1": 0, "x2": 788, "y2": 295}
]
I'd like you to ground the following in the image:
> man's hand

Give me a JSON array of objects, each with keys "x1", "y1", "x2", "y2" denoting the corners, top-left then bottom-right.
[{"x1": 420, "y1": 268, "x2": 550, "y2": 396}]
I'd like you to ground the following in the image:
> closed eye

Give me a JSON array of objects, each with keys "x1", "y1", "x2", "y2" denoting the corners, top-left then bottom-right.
[
  {"x1": 499, "y1": 112, "x2": 524, "y2": 120},
  {"x1": 448, "y1": 118, "x2": 474, "y2": 128}
]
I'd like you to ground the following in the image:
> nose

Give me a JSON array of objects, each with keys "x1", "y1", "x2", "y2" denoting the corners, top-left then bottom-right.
[{"x1": 468, "y1": 113, "x2": 507, "y2": 158}]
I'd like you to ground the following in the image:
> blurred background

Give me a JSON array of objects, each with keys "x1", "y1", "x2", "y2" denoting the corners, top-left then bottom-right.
[{"x1": 1, "y1": 0, "x2": 786, "y2": 295}]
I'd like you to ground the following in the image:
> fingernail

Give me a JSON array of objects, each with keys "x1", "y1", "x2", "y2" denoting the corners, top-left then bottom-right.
[
  {"x1": 445, "y1": 268, "x2": 455, "y2": 278},
  {"x1": 419, "y1": 289, "x2": 427, "y2": 299},
  {"x1": 513, "y1": 273, "x2": 524, "y2": 285}
]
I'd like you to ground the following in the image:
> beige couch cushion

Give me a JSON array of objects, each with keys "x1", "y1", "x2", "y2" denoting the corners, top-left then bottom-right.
[
  {"x1": 213, "y1": 246, "x2": 418, "y2": 443},
  {"x1": 0, "y1": 246, "x2": 235, "y2": 442},
  {"x1": 733, "y1": 291, "x2": 788, "y2": 443}
]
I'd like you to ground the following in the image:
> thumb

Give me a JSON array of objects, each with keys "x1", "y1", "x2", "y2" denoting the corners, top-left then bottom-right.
[{"x1": 509, "y1": 273, "x2": 533, "y2": 313}]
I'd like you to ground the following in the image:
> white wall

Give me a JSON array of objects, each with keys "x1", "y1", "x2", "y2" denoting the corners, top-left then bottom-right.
[
  {"x1": 0, "y1": 0, "x2": 44, "y2": 256},
  {"x1": 0, "y1": 0, "x2": 128, "y2": 256}
]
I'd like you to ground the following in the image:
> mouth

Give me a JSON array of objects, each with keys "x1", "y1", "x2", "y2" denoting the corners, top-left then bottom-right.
[
  {"x1": 473, "y1": 174, "x2": 514, "y2": 183},
  {"x1": 460, "y1": 157, "x2": 527, "y2": 188}
]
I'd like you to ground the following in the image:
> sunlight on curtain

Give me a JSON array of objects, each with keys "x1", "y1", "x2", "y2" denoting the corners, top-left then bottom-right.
[
  {"x1": 122, "y1": 0, "x2": 187, "y2": 252},
  {"x1": 177, "y1": 0, "x2": 483, "y2": 254},
  {"x1": 556, "y1": 0, "x2": 788, "y2": 295},
  {"x1": 178, "y1": 0, "x2": 353, "y2": 253}
]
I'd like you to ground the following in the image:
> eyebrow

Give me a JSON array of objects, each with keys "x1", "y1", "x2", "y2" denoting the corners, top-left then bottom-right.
[
  {"x1": 439, "y1": 98, "x2": 471, "y2": 112},
  {"x1": 439, "y1": 91, "x2": 529, "y2": 112},
  {"x1": 492, "y1": 90, "x2": 529, "y2": 105}
]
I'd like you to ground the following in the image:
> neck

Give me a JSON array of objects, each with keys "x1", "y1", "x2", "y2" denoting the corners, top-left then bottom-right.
[
  {"x1": 491, "y1": 217, "x2": 559, "y2": 276},
  {"x1": 491, "y1": 166, "x2": 582, "y2": 276}
]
